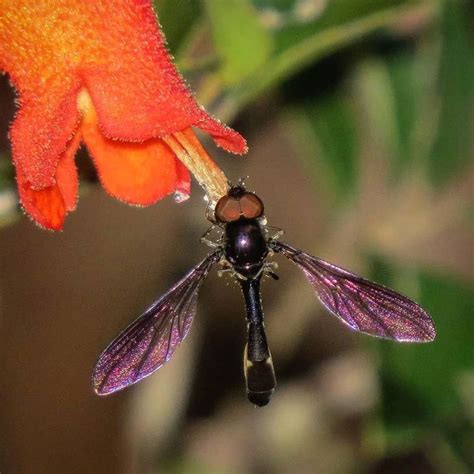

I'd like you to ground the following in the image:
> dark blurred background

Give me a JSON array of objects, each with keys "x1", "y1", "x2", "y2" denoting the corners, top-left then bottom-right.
[{"x1": 0, "y1": 0, "x2": 473, "y2": 473}]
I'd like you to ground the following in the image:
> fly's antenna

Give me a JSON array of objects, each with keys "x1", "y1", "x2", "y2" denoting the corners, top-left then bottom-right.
[{"x1": 237, "y1": 176, "x2": 250, "y2": 189}]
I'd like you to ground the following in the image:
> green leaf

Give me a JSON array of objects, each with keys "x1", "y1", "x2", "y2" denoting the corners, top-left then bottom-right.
[
  {"x1": 380, "y1": 271, "x2": 474, "y2": 423},
  {"x1": 154, "y1": 0, "x2": 201, "y2": 53},
  {"x1": 298, "y1": 89, "x2": 358, "y2": 203},
  {"x1": 252, "y1": 0, "x2": 296, "y2": 13},
  {"x1": 386, "y1": 51, "x2": 420, "y2": 174},
  {"x1": 205, "y1": 0, "x2": 272, "y2": 85},
  {"x1": 230, "y1": 1, "x2": 435, "y2": 110},
  {"x1": 365, "y1": 256, "x2": 473, "y2": 466},
  {"x1": 272, "y1": 0, "x2": 406, "y2": 51},
  {"x1": 0, "y1": 153, "x2": 14, "y2": 190},
  {"x1": 428, "y1": 0, "x2": 474, "y2": 185},
  {"x1": 352, "y1": 58, "x2": 400, "y2": 169},
  {"x1": 0, "y1": 154, "x2": 19, "y2": 227}
]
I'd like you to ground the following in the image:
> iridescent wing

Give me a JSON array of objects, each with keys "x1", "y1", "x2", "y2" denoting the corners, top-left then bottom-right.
[
  {"x1": 93, "y1": 252, "x2": 219, "y2": 395},
  {"x1": 273, "y1": 242, "x2": 435, "y2": 342}
]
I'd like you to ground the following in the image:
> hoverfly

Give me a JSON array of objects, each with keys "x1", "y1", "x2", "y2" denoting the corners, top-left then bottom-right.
[{"x1": 93, "y1": 185, "x2": 436, "y2": 406}]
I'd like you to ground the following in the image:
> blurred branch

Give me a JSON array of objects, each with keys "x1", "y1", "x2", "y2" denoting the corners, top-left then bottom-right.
[{"x1": 201, "y1": 2, "x2": 438, "y2": 121}]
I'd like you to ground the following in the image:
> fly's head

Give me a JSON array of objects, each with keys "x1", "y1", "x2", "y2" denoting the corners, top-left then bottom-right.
[{"x1": 214, "y1": 184, "x2": 265, "y2": 225}]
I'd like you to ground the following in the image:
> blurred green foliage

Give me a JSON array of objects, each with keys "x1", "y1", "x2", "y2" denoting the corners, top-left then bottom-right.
[
  {"x1": 206, "y1": 0, "x2": 272, "y2": 84},
  {"x1": 370, "y1": 255, "x2": 474, "y2": 468},
  {"x1": 0, "y1": 0, "x2": 472, "y2": 471},
  {"x1": 429, "y1": 2, "x2": 473, "y2": 184}
]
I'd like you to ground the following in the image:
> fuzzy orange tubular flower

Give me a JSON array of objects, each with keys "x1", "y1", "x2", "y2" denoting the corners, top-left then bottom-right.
[{"x1": 0, "y1": 0, "x2": 247, "y2": 230}]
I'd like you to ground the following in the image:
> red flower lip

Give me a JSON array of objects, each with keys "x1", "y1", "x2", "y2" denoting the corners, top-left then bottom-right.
[{"x1": 0, "y1": 0, "x2": 247, "y2": 230}]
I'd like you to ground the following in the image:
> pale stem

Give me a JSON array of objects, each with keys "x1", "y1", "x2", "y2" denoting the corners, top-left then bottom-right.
[{"x1": 164, "y1": 128, "x2": 229, "y2": 204}]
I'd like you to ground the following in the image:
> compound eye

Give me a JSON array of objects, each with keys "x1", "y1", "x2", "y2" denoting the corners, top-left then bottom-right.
[
  {"x1": 240, "y1": 193, "x2": 264, "y2": 219},
  {"x1": 215, "y1": 196, "x2": 241, "y2": 223}
]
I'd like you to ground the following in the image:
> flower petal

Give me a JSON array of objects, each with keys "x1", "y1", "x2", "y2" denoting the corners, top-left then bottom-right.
[
  {"x1": 81, "y1": 98, "x2": 183, "y2": 205},
  {"x1": 10, "y1": 83, "x2": 81, "y2": 189},
  {"x1": 56, "y1": 131, "x2": 81, "y2": 212},
  {"x1": 82, "y1": 2, "x2": 201, "y2": 141},
  {"x1": 2, "y1": 0, "x2": 246, "y2": 231},
  {"x1": 174, "y1": 160, "x2": 191, "y2": 202},
  {"x1": 17, "y1": 133, "x2": 80, "y2": 230},
  {"x1": 81, "y1": 2, "x2": 247, "y2": 155},
  {"x1": 18, "y1": 178, "x2": 66, "y2": 231},
  {"x1": 195, "y1": 116, "x2": 248, "y2": 155}
]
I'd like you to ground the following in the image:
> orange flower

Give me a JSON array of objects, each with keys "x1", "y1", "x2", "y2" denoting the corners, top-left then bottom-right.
[{"x1": 0, "y1": 1, "x2": 247, "y2": 230}]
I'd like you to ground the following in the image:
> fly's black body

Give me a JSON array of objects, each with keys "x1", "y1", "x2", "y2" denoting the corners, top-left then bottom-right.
[
  {"x1": 93, "y1": 184, "x2": 436, "y2": 406},
  {"x1": 224, "y1": 219, "x2": 268, "y2": 278},
  {"x1": 211, "y1": 185, "x2": 276, "y2": 406}
]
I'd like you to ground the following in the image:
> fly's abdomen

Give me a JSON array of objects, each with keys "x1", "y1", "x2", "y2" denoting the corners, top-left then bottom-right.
[
  {"x1": 240, "y1": 277, "x2": 276, "y2": 407},
  {"x1": 244, "y1": 323, "x2": 276, "y2": 407}
]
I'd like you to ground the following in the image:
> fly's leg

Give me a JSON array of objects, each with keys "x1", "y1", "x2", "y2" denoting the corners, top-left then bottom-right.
[
  {"x1": 217, "y1": 266, "x2": 234, "y2": 278},
  {"x1": 249, "y1": 261, "x2": 280, "y2": 281},
  {"x1": 265, "y1": 225, "x2": 284, "y2": 242},
  {"x1": 217, "y1": 261, "x2": 245, "y2": 286},
  {"x1": 200, "y1": 225, "x2": 223, "y2": 249},
  {"x1": 217, "y1": 259, "x2": 234, "y2": 277},
  {"x1": 263, "y1": 261, "x2": 279, "y2": 280}
]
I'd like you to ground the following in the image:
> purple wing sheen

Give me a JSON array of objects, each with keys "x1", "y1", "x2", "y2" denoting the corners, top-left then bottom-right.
[
  {"x1": 273, "y1": 242, "x2": 436, "y2": 342},
  {"x1": 93, "y1": 252, "x2": 219, "y2": 395}
]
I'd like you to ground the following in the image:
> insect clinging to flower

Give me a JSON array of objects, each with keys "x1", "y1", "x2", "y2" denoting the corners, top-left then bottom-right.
[{"x1": 93, "y1": 183, "x2": 436, "y2": 406}]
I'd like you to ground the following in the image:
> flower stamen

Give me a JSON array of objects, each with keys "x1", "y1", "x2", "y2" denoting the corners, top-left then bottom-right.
[{"x1": 164, "y1": 128, "x2": 229, "y2": 204}]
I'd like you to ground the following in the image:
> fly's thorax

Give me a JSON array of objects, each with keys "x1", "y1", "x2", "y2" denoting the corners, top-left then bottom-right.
[{"x1": 224, "y1": 217, "x2": 268, "y2": 278}]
